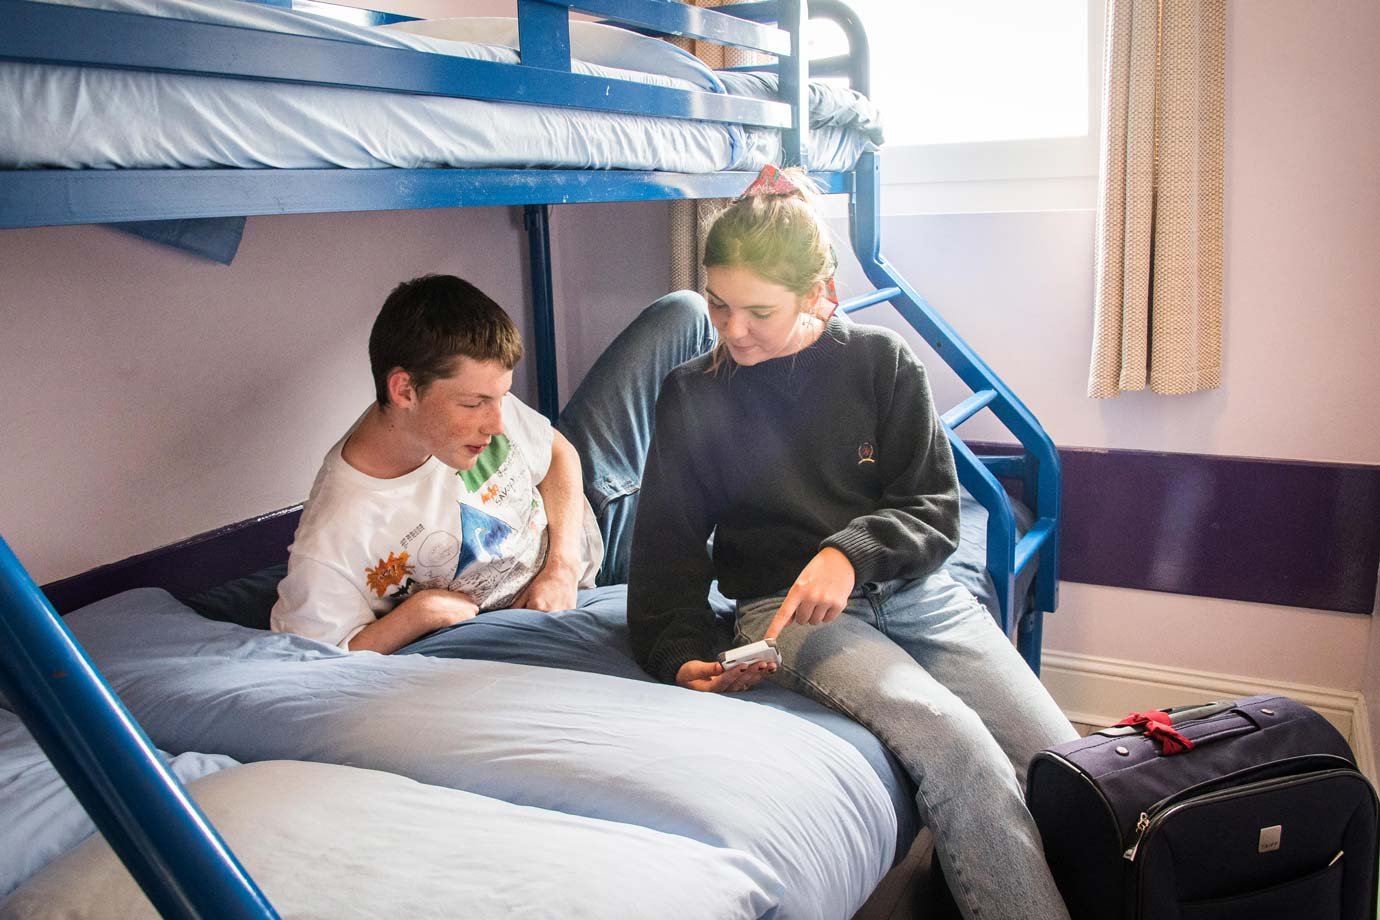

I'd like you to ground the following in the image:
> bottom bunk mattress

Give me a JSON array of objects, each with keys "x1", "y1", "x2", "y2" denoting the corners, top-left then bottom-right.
[
  {"x1": 36, "y1": 588, "x2": 900, "y2": 920},
  {"x1": 0, "y1": 720, "x2": 783, "y2": 919}
]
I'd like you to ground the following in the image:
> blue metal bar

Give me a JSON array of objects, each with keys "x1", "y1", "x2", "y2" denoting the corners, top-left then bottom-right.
[
  {"x1": 0, "y1": 538, "x2": 278, "y2": 920},
  {"x1": 524, "y1": 204, "x2": 560, "y2": 423},
  {"x1": 0, "y1": 169, "x2": 852, "y2": 229},
  {"x1": 798, "y1": 0, "x2": 871, "y2": 97},
  {"x1": 839, "y1": 286, "x2": 901, "y2": 315},
  {"x1": 0, "y1": 0, "x2": 788, "y2": 128},
  {"x1": 517, "y1": 1, "x2": 572, "y2": 72},
  {"x1": 946, "y1": 434, "x2": 1018, "y2": 635},
  {"x1": 940, "y1": 388, "x2": 997, "y2": 429},
  {"x1": 850, "y1": 149, "x2": 1060, "y2": 672},
  {"x1": 1014, "y1": 518, "x2": 1056, "y2": 578},
  {"x1": 777, "y1": 0, "x2": 808, "y2": 168}
]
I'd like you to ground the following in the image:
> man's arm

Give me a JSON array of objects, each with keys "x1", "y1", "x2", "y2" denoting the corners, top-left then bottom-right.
[
  {"x1": 347, "y1": 589, "x2": 478, "y2": 654},
  {"x1": 511, "y1": 430, "x2": 584, "y2": 611}
]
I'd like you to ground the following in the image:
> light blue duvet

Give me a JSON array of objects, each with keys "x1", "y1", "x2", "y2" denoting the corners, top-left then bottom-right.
[{"x1": 60, "y1": 588, "x2": 898, "y2": 920}]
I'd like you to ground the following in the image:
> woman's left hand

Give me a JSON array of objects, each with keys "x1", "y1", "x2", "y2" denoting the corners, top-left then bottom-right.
[{"x1": 765, "y1": 547, "x2": 856, "y2": 639}]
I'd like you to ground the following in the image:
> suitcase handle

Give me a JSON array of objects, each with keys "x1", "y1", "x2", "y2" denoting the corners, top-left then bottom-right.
[
  {"x1": 1094, "y1": 701, "x2": 1241, "y2": 737},
  {"x1": 1097, "y1": 701, "x2": 1260, "y2": 755},
  {"x1": 1162, "y1": 700, "x2": 1237, "y2": 724}
]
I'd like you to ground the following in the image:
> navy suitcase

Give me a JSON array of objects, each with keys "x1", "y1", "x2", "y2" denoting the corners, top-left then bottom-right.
[{"x1": 1027, "y1": 695, "x2": 1379, "y2": 919}]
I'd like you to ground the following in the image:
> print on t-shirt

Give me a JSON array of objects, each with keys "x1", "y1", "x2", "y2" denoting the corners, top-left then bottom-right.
[{"x1": 357, "y1": 431, "x2": 546, "y2": 611}]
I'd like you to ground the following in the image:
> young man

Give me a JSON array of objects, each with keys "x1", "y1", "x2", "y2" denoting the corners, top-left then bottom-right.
[{"x1": 272, "y1": 275, "x2": 714, "y2": 654}]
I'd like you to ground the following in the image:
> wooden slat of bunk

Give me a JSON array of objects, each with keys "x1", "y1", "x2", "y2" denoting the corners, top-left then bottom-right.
[
  {"x1": 0, "y1": 0, "x2": 788, "y2": 128},
  {"x1": 0, "y1": 169, "x2": 851, "y2": 228}
]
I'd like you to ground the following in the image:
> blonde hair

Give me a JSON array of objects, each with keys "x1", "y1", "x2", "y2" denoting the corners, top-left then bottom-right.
[{"x1": 702, "y1": 168, "x2": 837, "y2": 372}]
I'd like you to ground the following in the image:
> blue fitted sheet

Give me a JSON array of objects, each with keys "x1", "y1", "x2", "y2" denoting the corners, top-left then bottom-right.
[{"x1": 61, "y1": 588, "x2": 898, "y2": 920}]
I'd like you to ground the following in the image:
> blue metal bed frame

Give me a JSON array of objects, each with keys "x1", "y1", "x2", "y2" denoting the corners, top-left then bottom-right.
[{"x1": 0, "y1": 0, "x2": 1060, "y2": 915}]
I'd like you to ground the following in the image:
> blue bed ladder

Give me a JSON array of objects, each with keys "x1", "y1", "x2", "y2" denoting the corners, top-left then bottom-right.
[
  {"x1": 0, "y1": 538, "x2": 278, "y2": 919},
  {"x1": 842, "y1": 151, "x2": 1061, "y2": 673}
]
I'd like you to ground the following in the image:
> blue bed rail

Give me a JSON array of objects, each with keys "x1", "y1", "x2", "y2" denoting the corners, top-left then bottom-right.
[
  {"x1": 0, "y1": 0, "x2": 1061, "y2": 914},
  {"x1": 0, "y1": 538, "x2": 278, "y2": 919}
]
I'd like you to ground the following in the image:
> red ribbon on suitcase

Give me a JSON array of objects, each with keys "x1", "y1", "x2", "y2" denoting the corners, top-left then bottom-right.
[{"x1": 1115, "y1": 710, "x2": 1196, "y2": 755}]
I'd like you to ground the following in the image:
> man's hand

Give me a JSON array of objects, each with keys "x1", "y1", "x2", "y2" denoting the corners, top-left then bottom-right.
[
  {"x1": 347, "y1": 588, "x2": 479, "y2": 654},
  {"x1": 675, "y1": 659, "x2": 776, "y2": 694},
  {"x1": 764, "y1": 547, "x2": 856, "y2": 640},
  {"x1": 511, "y1": 556, "x2": 579, "y2": 612}
]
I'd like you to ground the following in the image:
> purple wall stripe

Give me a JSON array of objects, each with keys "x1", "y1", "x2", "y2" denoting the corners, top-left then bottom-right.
[
  {"x1": 1047, "y1": 445, "x2": 1379, "y2": 615},
  {"x1": 40, "y1": 448, "x2": 1380, "y2": 617}
]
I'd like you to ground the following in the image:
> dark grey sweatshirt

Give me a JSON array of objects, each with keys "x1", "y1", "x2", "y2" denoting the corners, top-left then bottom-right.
[{"x1": 627, "y1": 318, "x2": 961, "y2": 684}]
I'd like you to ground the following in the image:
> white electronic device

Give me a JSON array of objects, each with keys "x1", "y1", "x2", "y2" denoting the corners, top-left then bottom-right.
[{"x1": 717, "y1": 638, "x2": 782, "y2": 670}]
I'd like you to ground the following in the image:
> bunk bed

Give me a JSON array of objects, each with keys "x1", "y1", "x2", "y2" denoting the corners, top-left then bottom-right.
[{"x1": 0, "y1": 0, "x2": 1064, "y2": 916}]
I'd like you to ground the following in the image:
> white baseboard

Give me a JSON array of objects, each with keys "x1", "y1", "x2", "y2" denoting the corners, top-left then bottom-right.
[
  {"x1": 1353, "y1": 694, "x2": 1375, "y2": 787},
  {"x1": 1041, "y1": 650, "x2": 1375, "y2": 787}
]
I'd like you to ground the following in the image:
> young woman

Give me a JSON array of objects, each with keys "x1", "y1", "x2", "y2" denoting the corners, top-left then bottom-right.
[{"x1": 627, "y1": 165, "x2": 1077, "y2": 920}]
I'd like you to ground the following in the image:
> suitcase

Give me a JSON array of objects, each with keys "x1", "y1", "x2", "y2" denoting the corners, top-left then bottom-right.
[{"x1": 1027, "y1": 695, "x2": 1379, "y2": 919}]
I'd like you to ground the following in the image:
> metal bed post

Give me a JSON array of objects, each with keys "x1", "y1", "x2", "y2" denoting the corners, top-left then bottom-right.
[
  {"x1": 844, "y1": 151, "x2": 1061, "y2": 672},
  {"x1": 524, "y1": 203, "x2": 561, "y2": 423},
  {"x1": 0, "y1": 537, "x2": 278, "y2": 920},
  {"x1": 776, "y1": 0, "x2": 808, "y2": 168}
]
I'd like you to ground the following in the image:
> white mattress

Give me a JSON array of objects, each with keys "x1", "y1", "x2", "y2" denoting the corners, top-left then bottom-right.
[{"x1": 0, "y1": 0, "x2": 878, "y2": 174}]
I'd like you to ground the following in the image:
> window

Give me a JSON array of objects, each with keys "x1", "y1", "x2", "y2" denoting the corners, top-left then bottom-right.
[{"x1": 810, "y1": 1, "x2": 1103, "y2": 214}]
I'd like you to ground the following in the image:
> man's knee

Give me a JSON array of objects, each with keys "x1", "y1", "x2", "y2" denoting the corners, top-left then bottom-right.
[{"x1": 640, "y1": 291, "x2": 713, "y2": 349}]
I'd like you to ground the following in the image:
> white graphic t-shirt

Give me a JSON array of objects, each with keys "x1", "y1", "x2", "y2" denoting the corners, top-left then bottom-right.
[{"x1": 270, "y1": 395, "x2": 604, "y2": 648}]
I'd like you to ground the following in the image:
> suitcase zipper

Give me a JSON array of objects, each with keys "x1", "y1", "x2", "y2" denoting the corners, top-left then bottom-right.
[
  {"x1": 1124, "y1": 767, "x2": 1357, "y2": 863},
  {"x1": 1119, "y1": 754, "x2": 1350, "y2": 861}
]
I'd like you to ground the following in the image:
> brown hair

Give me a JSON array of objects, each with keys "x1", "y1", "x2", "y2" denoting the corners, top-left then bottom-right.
[
  {"x1": 369, "y1": 275, "x2": 522, "y2": 408},
  {"x1": 702, "y1": 168, "x2": 837, "y2": 371}
]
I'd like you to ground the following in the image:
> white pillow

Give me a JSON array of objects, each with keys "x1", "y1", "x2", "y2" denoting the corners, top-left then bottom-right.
[{"x1": 383, "y1": 16, "x2": 724, "y2": 92}]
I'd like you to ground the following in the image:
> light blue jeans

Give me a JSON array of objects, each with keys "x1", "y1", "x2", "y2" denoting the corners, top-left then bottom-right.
[
  {"x1": 557, "y1": 290, "x2": 716, "y2": 585},
  {"x1": 736, "y1": 570, "x2": 1077, "y2": 920}
]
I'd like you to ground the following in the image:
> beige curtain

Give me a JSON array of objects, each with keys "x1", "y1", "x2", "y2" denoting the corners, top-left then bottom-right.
[
  {"x1": 1087, "y1": 0, "x2": 1225, "y2": 398},
  {"x1": 669, "y1": 0, "x2": 766, "y2": 292}
]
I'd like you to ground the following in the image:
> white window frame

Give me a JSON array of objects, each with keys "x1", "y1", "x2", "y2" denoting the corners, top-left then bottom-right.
[{"x1": 828, "y1": 0, "x2": 1105, "y2": 217}]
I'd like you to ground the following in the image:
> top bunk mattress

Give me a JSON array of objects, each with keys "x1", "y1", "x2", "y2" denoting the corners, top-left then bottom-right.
[{"x1": 1, "y1": 0, "x2": 884, "y2": 174}]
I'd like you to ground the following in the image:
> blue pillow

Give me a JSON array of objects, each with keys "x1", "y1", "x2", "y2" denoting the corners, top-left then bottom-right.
[
  {"x1": 183, "y1": 563, "x2": 286, "y2": 631},
  {"x1": 0, "y1": 709, "x2": 237, "y2": 898}
]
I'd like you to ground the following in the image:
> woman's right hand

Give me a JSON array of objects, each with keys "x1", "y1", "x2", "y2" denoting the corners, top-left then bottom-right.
[{"x1": 675, "y1": 659, "x2": 776, "y2": 693}]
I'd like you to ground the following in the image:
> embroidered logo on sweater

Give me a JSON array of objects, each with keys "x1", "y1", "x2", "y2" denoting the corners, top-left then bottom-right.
[
  {"x1": 857, "y1": 441, "x2": 876, "y2": 465},
  {"x1": 365, "y1": 551, "x2": 413, "y2": 598}
]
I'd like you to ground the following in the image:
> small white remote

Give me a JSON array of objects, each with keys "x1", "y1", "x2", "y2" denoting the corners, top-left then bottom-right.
[{"x1": 717, "y1": 638, "x2": 782, "y2": 670}]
